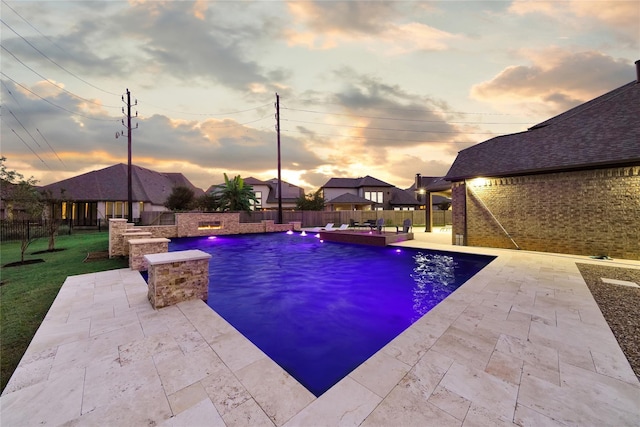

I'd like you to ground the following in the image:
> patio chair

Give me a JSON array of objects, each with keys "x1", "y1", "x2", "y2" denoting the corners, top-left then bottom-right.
[
  {"x1": 396, "y1": 218, "x2": 412, "y2": 233},
  {"x1": 337, "y1": 224, "x2": 349, "y2": 230}
]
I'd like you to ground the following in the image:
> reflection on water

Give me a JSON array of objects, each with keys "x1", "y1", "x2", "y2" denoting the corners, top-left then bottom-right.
[{"x1": 411, "y1": 253, "x2": 457, "y2": 321}]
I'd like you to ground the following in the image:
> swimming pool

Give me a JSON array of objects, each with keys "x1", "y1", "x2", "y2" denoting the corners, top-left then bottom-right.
[{"x1": 169, "y1": 233, "x2": 495, "y2": 396}]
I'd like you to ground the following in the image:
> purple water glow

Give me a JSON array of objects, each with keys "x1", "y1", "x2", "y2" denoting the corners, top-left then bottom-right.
[{"x1": 168, "y1": 232, "x2": 495, "y2": 396}]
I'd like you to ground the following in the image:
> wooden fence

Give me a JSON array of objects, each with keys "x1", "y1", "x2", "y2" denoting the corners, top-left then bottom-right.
[{"x1": 240, "y1": 210, "x2": 451, "y2": 228}]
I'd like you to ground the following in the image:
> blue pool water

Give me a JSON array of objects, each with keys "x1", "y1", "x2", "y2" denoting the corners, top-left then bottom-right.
[{"x1": 169, "y1": 232, "x2": 495, "y2": 396}]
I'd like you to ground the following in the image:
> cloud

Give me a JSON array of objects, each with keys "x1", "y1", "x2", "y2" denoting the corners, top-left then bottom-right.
[
  {"x1": 0, "y1": 79, "x2": 323, "y2": 189},
  {"x1": 509, "y1": 0, "x2": 639, "y2": 47},
  {"x1": 284, "y1": 1, "x2": 459, "y2": 53},
  {"x1": 470, "y1": 50, "x2": 634, "y2": 115}
]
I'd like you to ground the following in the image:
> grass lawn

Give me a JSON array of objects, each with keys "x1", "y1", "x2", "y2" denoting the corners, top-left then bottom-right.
[{"x1": 0, "y1": 231, "x2": 128, "y2": 392}]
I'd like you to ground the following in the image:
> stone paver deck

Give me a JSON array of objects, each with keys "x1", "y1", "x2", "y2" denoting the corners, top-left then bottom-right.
[{"x1": 2, "y1": 231, "x2": 639, "y2": 426}]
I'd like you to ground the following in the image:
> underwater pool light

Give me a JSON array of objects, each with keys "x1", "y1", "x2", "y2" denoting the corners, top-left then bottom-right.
[
  {"x1": 207, "y1": 236, "x2": 217, "y2": 240},
  {"x1": 300, "y1": 231, "x2": 307, "y2": 236},
  {"x1": 286, "y1": 230, "x2": 294, "y2": 235}
]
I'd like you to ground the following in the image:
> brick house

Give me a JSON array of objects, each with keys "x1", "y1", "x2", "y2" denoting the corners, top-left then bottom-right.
[
  {"x1": 39, "y1": 163, "x2": 204, "y2": 226},
  {"x1": 444, "y1": 61, "x2": 640, "y2": 260},
  {"x1": 321, "y1": 176, "x2": 420, "y2": 211}
]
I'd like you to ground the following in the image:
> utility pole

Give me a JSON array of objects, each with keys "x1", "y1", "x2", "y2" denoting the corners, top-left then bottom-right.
[
  {"x1": 117, "y1": 89, "x2": 137, "y2": 222},
  {"x1": 275, "y1": 93, "x2": 283, "y2": 224}
]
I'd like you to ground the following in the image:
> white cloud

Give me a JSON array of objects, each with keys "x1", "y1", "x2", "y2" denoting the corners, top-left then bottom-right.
[{"x1": 470, "y1": 50, "x2": 634, "y2": 115}]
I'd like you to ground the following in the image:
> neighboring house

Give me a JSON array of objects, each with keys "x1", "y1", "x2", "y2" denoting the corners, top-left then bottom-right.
[
  {"x1": 444, "y1": 61, "x2": 640, "y2": 260},
  {"x1": 39, "y1": 163, "x2": 204, "y2": 225},
  {"x1": 321, "y1": 176, "x2": 419, "y2": 211},
  {"x1": 206, "y1": 177, "x2": 304, "y2": 211}
]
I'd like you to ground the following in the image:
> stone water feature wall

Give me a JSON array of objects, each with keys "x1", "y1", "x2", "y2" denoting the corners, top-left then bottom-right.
[{"x1": 109, "y1": 214, "x2": 301, "y2": 258}]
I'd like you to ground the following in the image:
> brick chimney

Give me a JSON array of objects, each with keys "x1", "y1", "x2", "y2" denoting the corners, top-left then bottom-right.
[{"x1": 636, "y1": 60, "x2": 640, "y2": 83}]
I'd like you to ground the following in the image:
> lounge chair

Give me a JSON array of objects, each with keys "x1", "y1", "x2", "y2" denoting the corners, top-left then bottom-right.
[
  {"x1": 336, "y1": 224, "x2": 349, "y2": 230},
  {"x1": 396, "y1": 218, "x2": 412, "y2": 233},
  {"x1": 310, "y1": 223, "x2": 335, "y2": 232}
]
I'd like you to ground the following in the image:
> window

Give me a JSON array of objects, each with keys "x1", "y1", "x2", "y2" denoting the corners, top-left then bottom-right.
[
  {"x1": 106, "y1": 201, "x2": 128, "y2": 218},
  {"x1": 364, "y1": 191, "x2": 383, "y2": 203},
  {"x1": 253, "y1": 191, "x2": 262, "y2": 210}
]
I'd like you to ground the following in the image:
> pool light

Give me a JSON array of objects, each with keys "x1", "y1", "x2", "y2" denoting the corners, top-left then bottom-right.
[
  {"x1": 286, "y1": 230, "x2": 294, "y2": 235},
  {"x1": 315, "y1": 233, "x2": 321, "y2": 238},
  {"x1": 300, "y1": 231, "x2": 307, "y2": 236},
  {"x1": 207, "y1": 236, "x2": 217, "y2": 240}
]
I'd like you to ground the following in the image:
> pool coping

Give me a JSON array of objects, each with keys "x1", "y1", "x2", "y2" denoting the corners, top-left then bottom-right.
[{"x1": 2, "y1": 236, "x2": 640, "y2": 426}]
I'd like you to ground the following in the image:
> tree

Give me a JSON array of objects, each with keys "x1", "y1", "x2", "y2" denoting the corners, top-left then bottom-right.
[
  {"x1": 212, "y1": 174, "x2": 258, "y2": 213},
  {"x1": 194, "y1": 193, "x2": 222, "y2": 212},
  {"x1": 40, "y1": 187, "x2": 67, "y2": 251},
  {"x1": 436, "y1": 200, "x2": 452, "y2": 211},
  {"x1": 1, "y1": 157, "x2": 44, "y2": 263},
  {"x1": 296, "y1": 189, "x2": 325, "y2": 211},
  {"x1": 165, "y1": 186, "x2": 195, "y2": 211}
]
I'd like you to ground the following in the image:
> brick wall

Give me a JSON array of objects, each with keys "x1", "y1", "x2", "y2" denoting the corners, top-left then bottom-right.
[{"x1": 451, "y1": 166, "x2": 640, "y2": 260}]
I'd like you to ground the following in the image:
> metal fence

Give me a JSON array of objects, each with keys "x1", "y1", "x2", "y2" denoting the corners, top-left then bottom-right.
[{"x1": 0, "y1": 220, "x2": 74, "y2": 242}]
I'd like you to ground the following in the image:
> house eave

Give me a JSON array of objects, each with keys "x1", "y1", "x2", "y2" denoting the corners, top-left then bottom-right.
[{"x1": 445, "y1": 159, "x2": 640, "y2": 182}]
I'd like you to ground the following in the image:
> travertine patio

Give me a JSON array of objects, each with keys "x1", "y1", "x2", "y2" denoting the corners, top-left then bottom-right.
[{"x1": 2, "y1": 230, "x2": 639, "y2": 426}]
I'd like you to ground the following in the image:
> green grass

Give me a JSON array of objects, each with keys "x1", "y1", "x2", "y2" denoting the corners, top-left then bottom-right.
[{"x1": 0, "y1": 231, "x2": 128, "y2": 392}]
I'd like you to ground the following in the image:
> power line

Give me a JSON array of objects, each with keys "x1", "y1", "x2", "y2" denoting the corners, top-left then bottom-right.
[
  {"x1": 137, "y1": 100, "x2": 272, "y2": 117},
  {"x1": 1, "y1": 0, "x2": 68, "y2": 55},
  {"x1": 1, "y1": 72, "x2": 119, "y2": 121},
  {"x1": 286, "y1": 98, "x2": 520, "y2": 116},
  {"x1": 0, "y1": 18, "x2": 120, "y2": 96},
  {"x1": 280, "y1": 128, "x2": 476, "y2": 144},
  {"x1": 1, "y1": 45, "x2": 120, "y2": 109},
  {"x1": 281, "y1": 118, "x2": 501, "y2": 135},
  {"x1": 7, "y1": 108, "x2": 42, "y2": 149},
  {"x1": 0, "y1": 116, "x2": 51, "y2": 169},
  {"x1": 281, "y1": 106, "x2": 534, "y2": 125},
  {"x1": 36, "y1": 128, "x2": 66, "y2": 168}
]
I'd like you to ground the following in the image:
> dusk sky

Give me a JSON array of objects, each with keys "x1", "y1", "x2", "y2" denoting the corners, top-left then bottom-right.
[{"x1": 1, "y1": 0, "x2": 638, "y2": 193}]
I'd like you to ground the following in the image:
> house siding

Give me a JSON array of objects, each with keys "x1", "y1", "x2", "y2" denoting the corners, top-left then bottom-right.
[{"x1": 451, "y1": 166, "x2": 640, "y2": 260}]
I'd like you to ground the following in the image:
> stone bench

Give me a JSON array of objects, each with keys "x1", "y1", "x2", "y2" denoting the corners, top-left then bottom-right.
[
  {"x1": 144, "y1": 250, "x2": 212, "y2": 309},
  {"x1": 129, "y1": 238, "x2": 170, "y2": 271}
]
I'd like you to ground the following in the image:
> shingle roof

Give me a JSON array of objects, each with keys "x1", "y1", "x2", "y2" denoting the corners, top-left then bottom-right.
[
  {"x1": 264, "y1": 178, "x2": 304, "y2": 203},
  {"x1": 322, "y1": 175, "x2": 394, "y2": 188},
  {"x1": 326, "y1": 193, "x2": 373, "y2": 205},
  {"x1": 389, "y1": 188, "x2": 420, "y2": 206},
  {"x1": 39, "y1": 164, "x2": 204, "y2": 204},
  {"x1": 445, "y1": 81, "x2": 640, "y2": 180}
]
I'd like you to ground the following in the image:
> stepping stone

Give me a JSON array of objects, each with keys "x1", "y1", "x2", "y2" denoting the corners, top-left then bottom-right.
[{"x1": 601, "y1": 278, "x2": 640, "y2": 288}]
